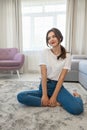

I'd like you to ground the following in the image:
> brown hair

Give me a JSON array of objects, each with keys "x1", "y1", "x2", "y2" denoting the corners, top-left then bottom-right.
[{"x1": 46, "y1": 28, "x2": 66, "y2": 59}]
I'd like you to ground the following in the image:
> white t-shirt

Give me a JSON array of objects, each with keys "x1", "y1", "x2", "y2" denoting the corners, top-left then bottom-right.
[{"x1": 39, "y1": 49, "x2": 71, "y2": 81}]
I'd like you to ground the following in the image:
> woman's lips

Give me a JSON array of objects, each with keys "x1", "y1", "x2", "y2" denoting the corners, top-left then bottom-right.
[{"x1": 51, "y1": 42, "x2": 55, "y2": 44}]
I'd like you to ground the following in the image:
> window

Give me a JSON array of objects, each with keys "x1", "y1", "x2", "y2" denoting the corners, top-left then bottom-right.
[{"x1": 21, "y1": 0, "x2": 66, "y2": 51}]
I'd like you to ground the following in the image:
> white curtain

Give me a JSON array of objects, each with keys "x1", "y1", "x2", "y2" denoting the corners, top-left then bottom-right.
[
  {"x1": 0, "y1": 0, "x2": 23, "y2": 51},
  {"x1": 65, "y1": 0, "x2": 87, "y2": 55},
  {"x1": 0, "y1": 0, "x2": 25, "y2": 73}
]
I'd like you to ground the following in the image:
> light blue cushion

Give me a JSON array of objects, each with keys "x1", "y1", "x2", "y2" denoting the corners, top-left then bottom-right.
[{"x1": 79, "y1": 60, "x2": 87, "y2": 74}]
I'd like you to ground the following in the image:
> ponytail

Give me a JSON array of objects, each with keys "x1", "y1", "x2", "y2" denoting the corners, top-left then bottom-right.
[{"x1": 57, "y1": 45, "x2": 66, "y2": 59}]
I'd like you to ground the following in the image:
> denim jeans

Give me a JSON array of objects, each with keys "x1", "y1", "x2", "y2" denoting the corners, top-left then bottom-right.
[{"x1": 17, "y1": 79, "x2": 84, "y2": 115}]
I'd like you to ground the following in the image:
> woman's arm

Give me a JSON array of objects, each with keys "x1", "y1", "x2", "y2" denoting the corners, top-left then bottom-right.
[
  {"x1": 53, "y1": 69, "x2": 68, "y2": 97},
  {"x1": 40, "y1": 65, "x2": 49, "y2": 106},
  {"x1": 49, "y1": 69, "x2": 68, "y2": 106}
]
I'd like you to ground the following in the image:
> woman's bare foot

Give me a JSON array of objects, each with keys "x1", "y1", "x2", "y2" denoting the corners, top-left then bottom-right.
[
  {"x1": 73, "y1": 92, "x2": 81, "y2": 98},
  {"x1": 56, "y1": 102, "x2": 61, "y2": 106},
  {"x1": 48, "y1": 102, "x2": 61, "y2": 107}
]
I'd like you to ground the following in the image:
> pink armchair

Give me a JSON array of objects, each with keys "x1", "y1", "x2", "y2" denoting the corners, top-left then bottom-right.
[{"x1": 0, "y1": 48, "x2": 25, "y2": 78}]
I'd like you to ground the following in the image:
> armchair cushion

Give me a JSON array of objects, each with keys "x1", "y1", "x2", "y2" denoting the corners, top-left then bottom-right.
[{"x1": 0, "y1": 60, "x2": 21, "y2": 67}]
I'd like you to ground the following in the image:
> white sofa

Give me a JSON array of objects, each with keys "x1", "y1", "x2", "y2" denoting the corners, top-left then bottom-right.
[
  {"x1": 64, "y1": 55, "x2": 87, "y2": 90},
  {"x1": 79, "y1": 60, "x2": 87, "y2": 89}
]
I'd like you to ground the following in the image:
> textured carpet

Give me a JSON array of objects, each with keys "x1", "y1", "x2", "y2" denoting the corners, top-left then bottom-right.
[{"x1": 0, "y1": 81, "x2": 87, "y2": 130}]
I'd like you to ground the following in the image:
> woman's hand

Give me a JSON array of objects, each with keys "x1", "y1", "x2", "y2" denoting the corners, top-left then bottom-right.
[
  {"x1": 49, "y1": 96, "x2": 60, "y2": 107},
  {"x1": 41, "y1": 95, "x2": 49, "y2": 106}
]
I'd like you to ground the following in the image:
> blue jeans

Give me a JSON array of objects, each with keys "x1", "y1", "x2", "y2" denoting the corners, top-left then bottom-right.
[{"x1": 17, "y1": 79, "x2": 84, "y2": 115}]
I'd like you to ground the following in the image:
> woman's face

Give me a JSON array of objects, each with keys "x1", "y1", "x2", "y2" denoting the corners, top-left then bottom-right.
[{"x1": 47, "y1": 31, "x2": 59, "y2": 47}]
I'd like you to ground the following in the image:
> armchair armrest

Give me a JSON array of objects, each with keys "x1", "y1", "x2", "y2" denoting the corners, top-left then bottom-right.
[{"x1": 13, "y1": 53, "x2": 25, "y2": 63}]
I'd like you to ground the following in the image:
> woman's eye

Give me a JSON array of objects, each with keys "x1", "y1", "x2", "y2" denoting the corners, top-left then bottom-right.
[
  {"x1": 48, "y1": 37, "x2": 50, "y2": 40},
  {"x1": 48, "y1": 35, "x2": 56, "y2": 40},
  {"x1": 52, "y1": 35, "x2": 56, "y2": 38}
]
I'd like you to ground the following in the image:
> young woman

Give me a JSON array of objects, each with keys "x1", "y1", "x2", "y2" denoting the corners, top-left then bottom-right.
[{"x1": 17, "y1": 28, "x2": 83, "y2": 115}]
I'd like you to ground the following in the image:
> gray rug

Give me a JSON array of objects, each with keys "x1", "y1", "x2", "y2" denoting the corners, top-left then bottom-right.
[{"x1": 0, "y1": 81, "x2": 87, "y2": 130}]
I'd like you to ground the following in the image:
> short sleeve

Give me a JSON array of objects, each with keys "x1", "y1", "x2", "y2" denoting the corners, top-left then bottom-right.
[{"x1": 63, "y1": 53, "x2": 71, "y2": 70}]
